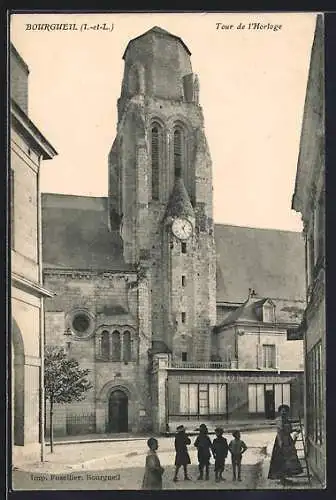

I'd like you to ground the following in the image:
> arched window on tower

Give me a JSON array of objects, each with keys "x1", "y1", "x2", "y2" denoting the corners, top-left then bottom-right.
[
  {"x1": 174, "y1": 128, "x2": 183, "y2": 178},
  {"x1": 101, "y1": 330, "x2": 110, "y2": 359},
  {"x1": 151, "y1": 124, "x2": 161, "y2": 200},
  {"x1": 123, "y1": 331, "x2": 132, "y2": 363},
  {"x1": 111, "y1": 330, "x2": 121, "y2": 361}
]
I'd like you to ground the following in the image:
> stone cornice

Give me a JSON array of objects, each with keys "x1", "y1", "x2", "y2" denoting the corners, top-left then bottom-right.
[
  {"x1": 43, "y1": 268, "x2": 137, "y2": 280},
  {"x1": 12, "y1": 272, "x2": 55, "y2": 298},
  {"x1": 11, "y1": 100, "x2": 57, "y2": 159},
  {"x1": 215, "y1": 320, "x2": 301, "y2": 334}
]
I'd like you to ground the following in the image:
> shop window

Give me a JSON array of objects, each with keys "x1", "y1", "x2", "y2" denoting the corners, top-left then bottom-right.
[
  {"x1": 249, "y1": 383, "x2": 291, "y2": 414},
  {"x1": 179, "y1": 383, "x2": 227, "y2": 416},
  {"x1": 248, "y1": 384, "x2": 265, "y2": 413}
]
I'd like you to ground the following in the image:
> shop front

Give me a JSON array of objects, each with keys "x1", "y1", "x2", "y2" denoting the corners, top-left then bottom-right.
[{"x1": 166, "y1": 368, "x2": 303, "y2": 431}]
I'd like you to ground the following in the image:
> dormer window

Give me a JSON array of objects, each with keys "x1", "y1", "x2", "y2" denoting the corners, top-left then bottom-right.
[{"x1": 262, "y1": 301, "x2": 275, "y2": 323}]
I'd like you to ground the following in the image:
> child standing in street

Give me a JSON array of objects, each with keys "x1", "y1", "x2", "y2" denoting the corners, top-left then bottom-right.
[
  {"x1": 142, "y1": 437, "x2": 165, "y2": 490},
  {"x1": 173, "y1": 425, "x2": 192, "y2": 482},
  {"x1": 212, "y1": 427, "x2": 229, "y2": 482},
  {"x1": 229, "y1": 430, "x2": 247, "y2": 482},
  {"x1": 194, "y1": 424, "x2": 213, "y2": 480}
]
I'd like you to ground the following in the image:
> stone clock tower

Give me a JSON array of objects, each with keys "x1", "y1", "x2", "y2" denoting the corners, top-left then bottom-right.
[{"x1": 108, "y1": 27, "x2": 216, "y2": 362}]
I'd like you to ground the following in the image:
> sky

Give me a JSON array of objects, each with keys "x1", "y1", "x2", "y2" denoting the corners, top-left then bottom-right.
[{"x1": 10, "y1": 12, "x2": 318, "y2": 231}]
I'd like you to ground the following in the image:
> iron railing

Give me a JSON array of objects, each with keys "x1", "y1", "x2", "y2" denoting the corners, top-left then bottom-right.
[
  {"x1": 169, "y1": 360, "x2": 234, "y2": 369},
  {"x1": 66, "y1": 413, "x2": 96, "y2": 435}
]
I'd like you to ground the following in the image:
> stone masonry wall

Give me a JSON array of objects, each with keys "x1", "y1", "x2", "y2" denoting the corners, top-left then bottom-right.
[{"x1": 43, "y1": 269, "x2": 152, "y2": 434}]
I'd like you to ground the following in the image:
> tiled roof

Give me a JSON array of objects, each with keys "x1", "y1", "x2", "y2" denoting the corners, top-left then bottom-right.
[
  {"x1": 41, "y1": 194, "x2": 133, "y2": 272},
  {"x1": 216, "y1": 295, "x2": 273, "y2": 329},
  {"x1": 41, "y1": 195, "x2": 305, "y2": 308}
]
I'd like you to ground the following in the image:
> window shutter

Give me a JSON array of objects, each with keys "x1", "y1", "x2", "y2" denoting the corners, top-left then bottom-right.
[
  {"x1": 257, "y1": 344, "x2": 263, "y2": 369},
  {"x1": 275, "y1": 345, "x2": 280, "y2": 373}
]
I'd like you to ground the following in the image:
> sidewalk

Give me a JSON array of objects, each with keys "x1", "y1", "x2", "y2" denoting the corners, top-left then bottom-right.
[
  {"x1": 49, "y1": 432, "x2": 149, "y2": 446},
  {"x1": 13, "y1": 430, "x2": 274, "y2": 475},
  {"x1": 255, "y1": 441, "x2": 323, "y2": 490},
  {"x1": 47, "y1": 419, "x2": 276, "y2": 446}
]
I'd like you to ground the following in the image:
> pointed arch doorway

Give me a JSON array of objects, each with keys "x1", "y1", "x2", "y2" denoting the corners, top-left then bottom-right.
[{"x1": 108, "y1": 389, "x2": 128, "y2": 433}]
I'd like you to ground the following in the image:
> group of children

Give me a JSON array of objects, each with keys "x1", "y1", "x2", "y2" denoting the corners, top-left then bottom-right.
[{"x1": 142, "y1": 424, "x2": 247, "y2": 489}]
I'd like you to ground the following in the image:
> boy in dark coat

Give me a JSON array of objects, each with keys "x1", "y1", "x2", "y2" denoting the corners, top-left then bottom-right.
[
  {"x1": 142, "y1": 437, "x2": 164, "y2": 490},
  {"x1": 212, "y1": 427, "x2": 229, "y2": 482},
  {"x1": 228, "y1": 430, "x2": 247, "y2": 482},
  {"x1": 173, "y1": 425, "x2": 191, "y2": 481},
  {"x1": 194, "y1": 423, "x2": 213, "y2": 480}
]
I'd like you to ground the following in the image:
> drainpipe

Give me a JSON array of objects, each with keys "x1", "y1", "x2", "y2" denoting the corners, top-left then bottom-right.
[{"x1": 37, "y1": 156, "x2": 45, "y2": 462}]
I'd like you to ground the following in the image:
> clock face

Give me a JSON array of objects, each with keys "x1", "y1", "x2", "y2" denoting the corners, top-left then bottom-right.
[{"x1": 172, "y1": 218, "x2": 193, "y2": 240}]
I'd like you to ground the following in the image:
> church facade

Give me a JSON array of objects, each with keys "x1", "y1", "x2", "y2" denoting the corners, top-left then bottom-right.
[{"x1": 42, "y1": 27, "x2": 305, "y2": 436}]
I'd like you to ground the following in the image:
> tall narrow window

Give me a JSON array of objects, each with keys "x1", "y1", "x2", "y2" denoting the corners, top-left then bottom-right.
[
  {"x1": 182, "y1": 275, "x2": 186, "y2": 287},
  {"x1": 123, "y1": 330, "x2": 132, "y2": 362},
  {"x1": 101, "y1": 330, "x2": 110, "y2": 359},
  {"x1": 151, "y1": 125, "x2": 160, "y2": 200},
  {"x1": 174, "y1": 128, "x2": 183, "y2": 177},
  {"x1": 317, "y1": 190, "x2": 325, "y2": 261},
  {"x1": 181, "y1": 312, "x2": 186, "y2": 324},
  {"x1": 111, "y1": 330, "x2": 121, "y2": 361},
  {"x1": 181, "y1": 242, "x2": 187, "y2": 254},
  {"x1": 11, "y1": 169, "x2": 14, "y2": 249},
  {"x1": 182, "y1": 352, "x2": 187, "y2": 362},
  {"x1": 262, "y1": 344, "x2": 276, "y2": 369}
]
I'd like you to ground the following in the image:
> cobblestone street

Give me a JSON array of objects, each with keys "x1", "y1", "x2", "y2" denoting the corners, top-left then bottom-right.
[
  {"x1": 13, "y1": 463, "x2": 260, "y2": 490},
  {"x1": 12, "y1": 431, "x2": 271, "y2": 490}
]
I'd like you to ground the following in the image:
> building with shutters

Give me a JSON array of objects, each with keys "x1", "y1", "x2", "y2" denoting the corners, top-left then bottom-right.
[
  {"x1": 291, "y1": 15, "x2": 326, "y2": 485},
  {"x1": 41, "y1": 27, "x2": 305, "y2": 436}
]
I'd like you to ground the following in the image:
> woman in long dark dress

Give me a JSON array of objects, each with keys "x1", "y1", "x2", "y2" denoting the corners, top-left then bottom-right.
[
  {"x1": 268, "y1": 404, "x2": 303, "y2": 486},
  {"x1": 173, "y1": 425, "x2": 192, "y2": 481}
]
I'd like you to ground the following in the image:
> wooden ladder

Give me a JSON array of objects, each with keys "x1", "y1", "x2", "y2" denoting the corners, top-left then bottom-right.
[{"x1": 290, "y1": 413, "x2": 312, "y2": 486}]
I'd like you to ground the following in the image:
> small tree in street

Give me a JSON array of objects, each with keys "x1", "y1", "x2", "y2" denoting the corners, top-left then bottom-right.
[{"x1": 44, "y1": 345, "x2": 93, "y2": 453}]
